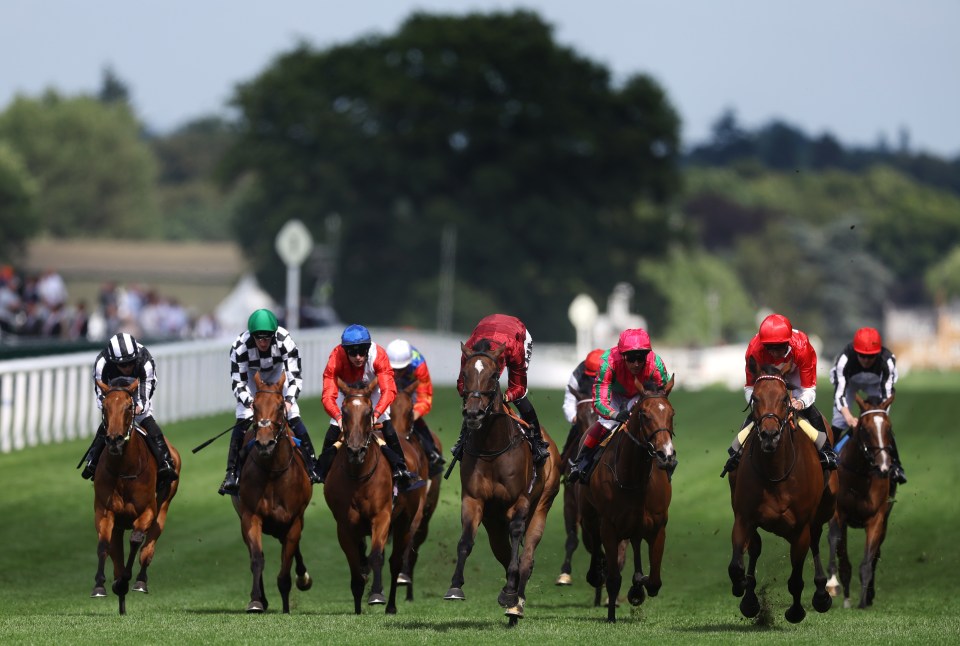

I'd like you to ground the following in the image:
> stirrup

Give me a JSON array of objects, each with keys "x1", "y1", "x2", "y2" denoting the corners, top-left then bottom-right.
[
  {"x1": 81, "y1": 462, "x2": 97, "y2": 480},
  {"x1": 892, "y1": 465, "x2": 907, "y2": 485},
  {"x1": 820, "y1": 448, "x2": 838, "y2": 471},
  {"x1": 394, "y1": 469, "x2": 426, "y2": 492}
]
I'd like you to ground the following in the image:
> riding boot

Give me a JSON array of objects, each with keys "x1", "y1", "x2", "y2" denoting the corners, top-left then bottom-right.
[
  {"x1": 380, "y1": 419, "x2": 425, "y2": 492},
  {"x1": 890, "y1": 433, "x2": 907, "y2": 484},
  {"x1": 315, "y1": 424, "x2": 341, "y2": 484},
  {"x1": 146, "y1": 433, "x2": 179, "y2": 485},
  {"x1": 79, "y1": 423, "x2": 107, "y2": 480},
  {"x1": 804, "y1": 405, "x2": 837, "y2": 471},
  {"x1": 514, "y1": 396, "x2": 550, "y2": 466},
  {"x1": 819, "y1": 439, "x2": 839, "y2": 471},
  {"x1": 720, "y1": 446, "x2": 742, "y2": 478},
  {"x1": 413, "y1": 418, "x2": 445, "y2": 476},
  {"x1": 218, "y1": 421, "x2": 247, "y2": 496},
  {"x1": 567, "y1": 443, "x2": 600, "y2": 484},
  {"x1": 290, "y1": 418, "x2": 322, "y2": 484},
  {"x1": 450, "y1": 421, "x2": 466, "y2": 462}
]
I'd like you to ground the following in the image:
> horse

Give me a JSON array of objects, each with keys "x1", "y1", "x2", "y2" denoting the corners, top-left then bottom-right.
[
  {"x1": 230, "y1": 371, "x2": 313, "y2": 613},
  {"x1": 390, "y1": 381, "x2": 441, "y2": 602},
  {"x1": 91, "y1": 377, "x2": 180, "y2": 615},
  {"x1": 579, "y1": 376, "x2": 677, "y2": 623},
  {"x1": 443, "y1": 340, "x2": 561, "y2": 625},
  {"x1": 727, "y1": 361, "x2": 838, "y2": 623},
  {"x1": 323, "y1": 378, "x2": 427, "y2": 614},
  {"x1": 826, "y1": 393, "x2": 897, "y2": 609},
  {"x1": 555, "y1": 386, "x2": 598, "y2": 586}
]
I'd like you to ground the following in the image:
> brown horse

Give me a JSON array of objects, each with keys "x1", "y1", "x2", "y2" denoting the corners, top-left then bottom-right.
[
  {"x1": 324, "y1": 378, "x2": 427, "y2": 614},
  {"x1": 231, "y1": 371, "x2": 313, "y2": 613},
  {"x1": 390, "y1": 381, "x2": 442, "y2": 601},
  {"x1": 91, "y1": 377, "x2": 180, "y2": 615},
  {"x1": 580, "y1": 376, "x2": 677, "y2": 623},
  {"x1": 727, "y1": 363, "x2": 838, "y2": 623},
  {"x1": 443, "y1": 341, "x2": 561, "y2": 625},
  {"x1": 555, "y1": 386, "x2": 598, "y2": 586},
  {"x1": 827, "y1": 393, "x2": 897, "y2": 609}
]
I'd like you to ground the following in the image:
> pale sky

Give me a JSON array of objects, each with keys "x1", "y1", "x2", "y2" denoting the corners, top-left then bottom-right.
[{"x1": 2, "y1": 0, "x2": 958, "y2": 156}]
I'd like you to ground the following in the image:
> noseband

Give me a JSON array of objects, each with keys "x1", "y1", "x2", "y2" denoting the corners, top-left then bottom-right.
[
  {"x1": 751, "y1": 374, "x2": 793, "y2": 439},
  {"x1": 623, "y1": 394, "x2": 674, "y2": 457},
  {"x1": 254, "y1": 385, "x2": 287, "y2": 442},
  {"x1": 856, "y1": 409, "x2": 895, "y2": 468},
  {"x1": 104, "y1": 387, "x2": 136, "y2": 444},
  {"x1": 461, "y1": 351, "x2": 501, "y2": 420}
]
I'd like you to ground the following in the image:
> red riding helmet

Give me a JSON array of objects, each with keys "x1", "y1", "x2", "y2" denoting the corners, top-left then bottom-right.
[
  {"x1": 758, "y1": 313, "x2": 793, "y2": 345},
  {"x1": 853, "y1": 327, "x2": 882, "y2": 355},
  {"x1": 584, "y1": 348, "x2": 604, "y2": 377},
  {"x1": 618, "y1": 329, "x2": 652, "y2": 354}
]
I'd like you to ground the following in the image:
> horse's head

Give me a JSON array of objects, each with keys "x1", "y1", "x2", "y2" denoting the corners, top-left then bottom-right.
[
  {"x1": 338, "y1": 377, "x2": 378, "y2": 465},
  {"x1": 629, "y1": 375, "x2": 677, "y2": 472},
  {"x1": 97, "y1": 377, "x2": 138, "y2": 456},
  {"x1": 854, "y1": 393, "x2": 896, "y2": 477},
  {"x1": 749, "y1": 361, "x2": 793, "y2": 454},
  {"x1": 460, "y1": 340, "x2": 504, "y2": 430},
  {"x1": 251, "y1": 371, "x2": 286, "y2": 459},
  {"x1": 390, "y1": 381, "x2": 418, "y2": 438}
]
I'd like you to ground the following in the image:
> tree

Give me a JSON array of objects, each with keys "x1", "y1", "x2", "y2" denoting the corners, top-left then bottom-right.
[
  {"x1": 0, "y1": 92, "x2": 160, "y2": 238},
  {"x1": 221, "y1": 10, "x2": 681, "y2": 339},
  {"x1": 0, "y1": 142, "x2": 39, "y2": 262}
]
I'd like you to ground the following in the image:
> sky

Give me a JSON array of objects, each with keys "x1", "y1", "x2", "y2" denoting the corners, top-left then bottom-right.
[{"x1": 2, "y1": 0, "x2": 959, "y2": 157}]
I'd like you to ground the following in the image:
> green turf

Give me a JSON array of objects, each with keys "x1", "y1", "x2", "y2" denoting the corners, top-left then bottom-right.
[{"x1": 0, "y1": 378, "x2": 957, "y2": 645}]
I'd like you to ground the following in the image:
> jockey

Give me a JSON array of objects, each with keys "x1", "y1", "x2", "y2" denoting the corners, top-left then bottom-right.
[
  {"x1": 567, "y1": 329, "x2": 671, "y2": 483},
  {"x1": 218, "y1": 309, "x2": 322, "y2": 495},
  {"x1": 559, "y1": 348, "x2": 604, "y2": 461},
  {"x1": 453, "y1": 314, "x2": 550, "y2": 466},
  {"x1": 80, "y1": 333, "x2": 178, "y2": 486},
  {"x1": 722, "y1": 313, "x2": 838, "y2": 477},
  {"x1": 830, "y1": 326, "x2": 906, "y2": 484},
  {"x1": 315, "y1": 324, "x2": 424, "y2": 492},
  {"x1": 386, "y1": 338, "x2": 446, "y2": 477}
]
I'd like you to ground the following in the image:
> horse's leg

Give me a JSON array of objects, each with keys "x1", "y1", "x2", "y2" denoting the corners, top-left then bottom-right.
[
  {"x1": 736, "y1": 529, "x2": 763, "y2": 619},
  {"x1": 336, "y1": 524, "x2": 366, "y2": 615},
  {"x1": 837, "y1": 519, "x2": 853, "y2": 608},
  {"x1": 809, "y1": 519, "x2": 833, "y2": 613},
  {"x1": 278, "y1": 519, "x2": 304, "y2": 614},
  {"x1": 600, "y1": 524, "x2": 623, "y2": 623},
  {"x1": 294, "y1": 542, "x2": 312, "y2": 592},
  {"x1": 366, "y1": 508, "x2": 391, "y2": 607},
  {"x1": 444, "y1": 497, "x2": 483, "y2": 601},
  {"x1": 728, "y1": 515, "x2": 751, "y2": 598},
  {"x1": 511, "y1": 492, "x2": 556, "y2": 619},
  {"x1": 557, "y1": 485, "x2": 578, "y2": 584},
  {"x1": 784, "y1": 528, "x2": 811, "y2": 624},
  {"x1": 627, "y1": 537, "x2": 647, "y2": 606},
  {"x1": 134, "y1": 491, "x2": 175, "y2": 593},
  {"x1": 387, "y1": 505, "x2": 420, "y2": 614},
  {"x1": 580, "y1": 501, "x2": 604, "y2": 606},
  {"x1": 92, "y1": 509, "x2": 113, "y2": 598},
  {"x1": 109, "y1": 527, "x2": 127, "y2": 614},
  {"x1": 499, "y1": 503, "x2": 530, "y2": 613},
  {"x1": 242, "y1": 515, "x2": 267, "y2": 613},
  {"x1": 858, "y1": 512, "x2": 887, "y2": 609},
  {"x1": 826, "y1": 514, "x2": 842, "y2": 597},
  {"x1": 639, "y1": 521, "x2": 667, "y2": 601}
]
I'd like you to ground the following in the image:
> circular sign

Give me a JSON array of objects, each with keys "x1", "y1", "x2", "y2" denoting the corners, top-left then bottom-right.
[
  {"x1": 568, "y1": 293, "x2": 598, "y2": 328},
  {"x1": 275, "y1": 219, "x2": 314, "y2": 267}
]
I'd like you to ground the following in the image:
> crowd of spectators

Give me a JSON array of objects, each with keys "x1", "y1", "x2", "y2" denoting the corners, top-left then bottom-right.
[{"x1": 0, "y1": 266, "x2": 220, "y2": 344}]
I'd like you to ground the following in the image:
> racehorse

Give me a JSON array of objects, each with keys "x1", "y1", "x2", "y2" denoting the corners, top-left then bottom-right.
[
  {"x1": 91, "y1": 377, "x2": 180, "y2": 615},
  {"x1": 826, "y1": 393, "x2": 897, "y2": 609},
  {"x1": 727, "y1": 361, "x2": 838, "y2": 623},
  {"x1": 555, "y1": 386, "x2": 598, "y2": 586},
  {"x1": 324, "y1": 378, "x2": 427, "y2": 614},
  {"x1": 580, "y1": 376, "x2": 677, "y2": 623},
  {"x1": 390, "y1": 381, "x2": 441, "y2": 602},
  {"x1": 444, "y1": 340, "x2": 561, "y2": 625},
  {"x1": 231, "y1": 371, "x2": 313, "y2": 613}
]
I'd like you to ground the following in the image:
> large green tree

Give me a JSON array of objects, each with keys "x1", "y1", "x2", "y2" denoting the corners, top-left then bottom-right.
[
  {"x1": 0, "y1": 142, "x2": 39, "y2": 262},
  {"x1": 0, "y1": 91, "x2": 159, "y2": 238},
  {"x1": 221, "y1": 10, "x2": 681, "y2": 339}
]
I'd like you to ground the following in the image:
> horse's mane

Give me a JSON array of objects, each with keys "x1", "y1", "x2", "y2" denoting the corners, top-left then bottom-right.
[
  {"x1": 108, "y1": 376, "x2": 137, "y2": 388},
  {"x1": 862, "y1": 394, "x2": 883, "y2": 406},
  {"x1": 753, "y1": 363, "x2": 798, "y2": 391},
  {"x1": 472, "y1": 338, "x2": 496, "y2": 354}
]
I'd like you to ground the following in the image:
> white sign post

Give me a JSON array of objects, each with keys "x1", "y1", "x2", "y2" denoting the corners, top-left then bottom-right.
[
  {"x1": 568, "y1": 293, "x2": 599, "y2": 359},
  {"x1": 275, "y1": 219, "x2": 314, "y2": 330}
]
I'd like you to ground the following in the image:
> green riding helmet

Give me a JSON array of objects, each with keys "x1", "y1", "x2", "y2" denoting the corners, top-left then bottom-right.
[{"x1": 248, "y1": 308, "x2": 279, "y2": 335}]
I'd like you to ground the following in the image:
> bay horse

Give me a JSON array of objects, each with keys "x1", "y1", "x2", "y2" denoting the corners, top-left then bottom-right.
[
  {"x1": 579, "y1": 376, "x2": 677, "y2": 623},
  {"x1": 727, "y1": 361, "x2": 838, "y2": 623},
  {"x1": 91, "y1": 377, "x2": 180, "y2": 615},
  {"x1": 231, "y1": 371, "x2": 313, "y2": 613},
  {"x1": 323, "y1": 378, "x2": 427, "y2": 614},
  {"x1": 443, "y1": 340, "x2": 561, "y2": 625},
  {"x1": 390, "y1": 381, "x2": 441, "y2": 602},
  {"x1": 555, "y1": 386, "x2": 598, "y2": 586},
  {"x1": 826, "y1": 393, "x2": 897, "y2": 609}
]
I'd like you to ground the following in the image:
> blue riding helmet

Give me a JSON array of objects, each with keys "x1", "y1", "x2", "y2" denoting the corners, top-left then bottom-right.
[{"x1": 341, "y1": 324, "x2": 372, "y2": 346}]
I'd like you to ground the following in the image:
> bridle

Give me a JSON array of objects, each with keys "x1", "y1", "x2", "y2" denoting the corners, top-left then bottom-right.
[
  {"x1": 852, "y1": 408, "x2": 895, "y2": 473},
  {"x1": 253, "y1": 384, "x2": 287, "y2": 443},
  {"x1": 461, "y1": 350, "x2": 502, "y2": 422},
  {"x1": 750, "y1": 374, "x2": 794, "y2": 441},
  {"x1": 608, "y1": 391, "x2": 675, "y2": 489},
  {"x1": 103, "y1": 386, "x2": 136, "y2": 445}
]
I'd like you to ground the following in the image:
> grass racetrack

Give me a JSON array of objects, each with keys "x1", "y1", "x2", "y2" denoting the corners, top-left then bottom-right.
[{"x1": 1, "y1": 377, "x2": 958, "y2": 644}]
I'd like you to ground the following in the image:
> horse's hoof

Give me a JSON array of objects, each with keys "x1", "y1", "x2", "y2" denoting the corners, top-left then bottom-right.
[
  {"x1": 132, "y1": 581, "x2": 148, "y2": 594},
  {"x1": 247, "y1": 601, "x2": 264, "y2": 613},
  {"x1": 368, "y1": 592, "x2": 386, "y2": 605},
  {"x1": 555, "y1": 573, "x2": 572, "y2": 586},
  {"x1": 843, "y1": 598, "x2": 852, "y2": 609},
  {"x1": 627, "y1": 584, "x2": 646, "y2": 606},
  {"x1": 826, "y1": 574, "x2": 840, "y2": 597},
  {"x1": 296, "y1": 573, "x2": 312, "y2": 591},
  {"x1": 443, "y1": 587, "x2": 465, "y2": 601},
  {"x1": 498, "y1": 588, "x2": 518, "y2": 608},
  {"x1": 90, "y1": 586, "x2": 107, "y2": 598},
  {"x1": 739, "y1": 593, "x2": 760, "y2": 618},
  {"x1": 813, "y1": 590, "x2": 832, "y2": 613},
  {"x1": 785, "y1": 605, "x2": 806, "y2": 624},
  {"x1": 397, "y1": 573, "x2": 411, "y2": 585},
  {"x1": 504, "y1": 597, "x2": 525, "y2": 618}
]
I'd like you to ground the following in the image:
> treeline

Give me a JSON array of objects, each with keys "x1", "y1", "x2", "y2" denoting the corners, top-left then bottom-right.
[{"x1": 1, "y1": 10, "x2": 958, "y2": 351}]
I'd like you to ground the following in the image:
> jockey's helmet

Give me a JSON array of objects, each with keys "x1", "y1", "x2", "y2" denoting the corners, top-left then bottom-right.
[
  {"x1": 386, "y1": 339, "x2": 414, "y2": 369},
  {"x1": 853, "y1": 327, "x2": 882, "y2": 355},
  {"x1": 758, "y1": 314, "x2": 792, "y2": 345},
  {"x1": 247, "y1": 309, "x2": 279, "y2": 335},
  {"x1": 106, "y1": 333, "x2": 139, "y2": 365},
  {"x1": 617, "y1": 329, "x2": 651, "y2": 354},
  {"x1": 584, "y1": 348, "x2": 604, "y2": 377},
  {"x1": 341, "y1": 324, "x2": 372, "y2": 346}
]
